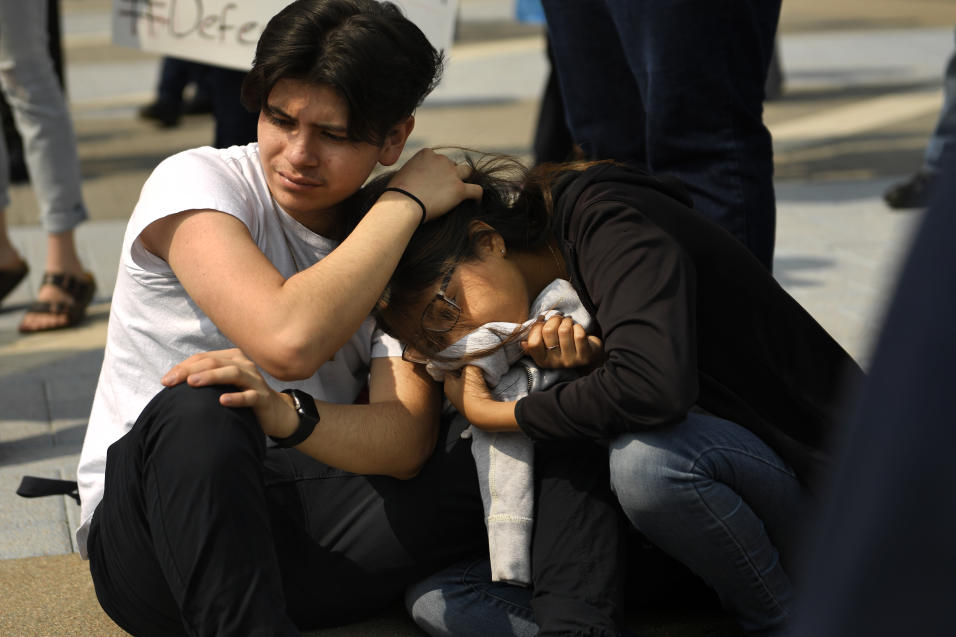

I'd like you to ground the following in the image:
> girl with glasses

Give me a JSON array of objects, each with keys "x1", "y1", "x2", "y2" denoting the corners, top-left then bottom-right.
[{"x1": 359, "y1": 153, "x2": 864, "y2": 636}]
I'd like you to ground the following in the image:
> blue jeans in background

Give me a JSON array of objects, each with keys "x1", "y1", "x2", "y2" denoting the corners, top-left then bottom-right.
[
  {"x1": 539, "y1": 0, "x2": 781, "y2": 270},
  {"x1": 406, "y1": 413, "x2": 806, "y2": 636},
  {"x1": 924, "y1": 31, "x2": 956, "y2": 172}
]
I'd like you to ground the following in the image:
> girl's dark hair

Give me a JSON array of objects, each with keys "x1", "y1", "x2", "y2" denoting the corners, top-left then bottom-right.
[
  {"x1": 242, "y1": 0, "x2": 443, "y2": 145},
  {"x1": 359, "y1": 151, "x2": 610, "y2": 360}
]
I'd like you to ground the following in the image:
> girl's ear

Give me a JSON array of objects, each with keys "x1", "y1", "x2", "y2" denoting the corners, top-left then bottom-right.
[{"x1": 468, "y1": 220, "x2": 505, "y2": 258}]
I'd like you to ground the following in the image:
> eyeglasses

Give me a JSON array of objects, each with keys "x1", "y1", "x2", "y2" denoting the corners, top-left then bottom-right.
[
  {"x1": 401, "y1": 266, "x2": 461, "y2": 365},
  {"x1": 401, "y1": 343, "x2": 430, "y2": 365},
  {"x1": 420, "y1": 266, "x2": 461, "y2": 334}
]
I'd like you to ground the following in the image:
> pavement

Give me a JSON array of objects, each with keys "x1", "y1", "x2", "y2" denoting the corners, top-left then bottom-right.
[{"x1": 0, "y1": 0, "x2": 950, "y2": 634}]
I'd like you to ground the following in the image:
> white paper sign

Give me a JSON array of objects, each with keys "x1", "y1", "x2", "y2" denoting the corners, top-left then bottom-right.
[{"x1": 112, "y1": 0, "x2": 459, "y2": 71}]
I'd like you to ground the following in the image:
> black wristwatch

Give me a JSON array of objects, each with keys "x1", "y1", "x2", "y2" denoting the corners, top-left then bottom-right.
[{"x1": 270, "y1": 389, "x2": 320, "y2": 448}]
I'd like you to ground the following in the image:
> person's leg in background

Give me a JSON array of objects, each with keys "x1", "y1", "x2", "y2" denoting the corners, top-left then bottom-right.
[
  {"x1": 539, "y1": 0, "x2": 648, "y2": 169},
  {"x1": 206, "y1": 65, "x2": 259, "y2": 148},
  {"x1": 532, "y1": 38, "x2": 576, "y2": 166},
  {"x1": 923, "y1": 44, "x2": 956, "y2": 173},
  {"x1": 0, "y1": 0, "x2": 94, "y2": 332},
  {"x1": 139, "y1": 57, "x2": 196, "y2": 128},
  {"x1": 606, "y1": 0, "x2": 780, "y2": 270},
  {"x1": 0, "y1": 0, "x2": 63, "y2": 184},
  {"x1": 884, "y1": 31, "x2": 956, "y2": 209},
  {"x1": 541, "y1": 0, "x2": 780, "y2": 271},
  {"x1": 609, "y1": 413, "x2": 808, "y2": 636}
]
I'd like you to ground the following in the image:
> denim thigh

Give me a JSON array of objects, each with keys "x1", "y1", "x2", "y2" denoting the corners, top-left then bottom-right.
[{"x1": 609, "y1": 413, "x2": 807, "y2": 635}]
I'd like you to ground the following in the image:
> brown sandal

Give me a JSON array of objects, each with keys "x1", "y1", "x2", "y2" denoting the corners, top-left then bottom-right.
[
  {"x1": 18, "y1": 271, "x2": 96, "y2": 333},
  {"x1": 0, "y1": 258, "x2": 29, "y2": 305}
]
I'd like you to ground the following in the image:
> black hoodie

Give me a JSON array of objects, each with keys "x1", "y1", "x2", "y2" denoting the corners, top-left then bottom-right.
[{"x1": 515, "y1": 162, "x2": 864, "y2": 487}]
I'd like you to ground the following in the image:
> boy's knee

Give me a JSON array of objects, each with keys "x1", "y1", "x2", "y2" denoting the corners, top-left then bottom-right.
[{"x1": 137, "y1": 384, "x2": 262, "y2": 460}]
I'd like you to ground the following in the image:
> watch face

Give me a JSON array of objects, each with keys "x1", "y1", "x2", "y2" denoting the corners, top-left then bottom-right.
[
  {"x1": 273, "y1": 389, "x2": 319, "y2": 447},
  {"x1": 291, "y1": 389, "x2": 319, "y2": 420}
]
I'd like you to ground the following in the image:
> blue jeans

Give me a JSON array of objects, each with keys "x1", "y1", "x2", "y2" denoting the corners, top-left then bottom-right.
[
  {"x1": 0, "y1": 0, "x2": 87, "y2": 233},
  {"x1": 406, "y1": 414, "x2": 806, "y2": 636},
  {"x1": 925, "y1": 32, "x2": 956, "y2": 172},
  {"x1": 539, "y1": 0, "x2": 780, "y2": 270}
]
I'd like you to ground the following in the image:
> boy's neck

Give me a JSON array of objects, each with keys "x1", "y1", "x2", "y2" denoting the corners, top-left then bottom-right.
[{"x1": 285, "y1": 205, "x2": 344, "y2": 240}]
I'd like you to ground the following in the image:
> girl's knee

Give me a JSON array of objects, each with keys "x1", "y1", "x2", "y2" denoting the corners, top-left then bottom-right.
[{"x1": 609, "y1": 432, "x2": 697, "y2": 517}]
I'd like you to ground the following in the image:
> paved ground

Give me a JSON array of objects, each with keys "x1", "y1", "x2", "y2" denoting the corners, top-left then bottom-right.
[{"x1": 0, "y1": 0, "x2": 949, "y2": 634}]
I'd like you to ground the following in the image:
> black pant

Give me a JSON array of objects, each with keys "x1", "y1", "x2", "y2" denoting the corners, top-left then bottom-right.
[
  {"x1": 88, "y1": 384, "x2": 486, "y2": 636},
  {"x1": 205, "y1": 67, "x2": 258, "y2": 148},
  {"x1": 532, "y1": 440, "x2": 626, "y2": 635}
]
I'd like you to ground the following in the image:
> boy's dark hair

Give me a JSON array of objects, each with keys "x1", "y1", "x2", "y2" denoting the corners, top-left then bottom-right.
[{"x1": 241, "y1": 0, "x2": 444, "y2": 145}]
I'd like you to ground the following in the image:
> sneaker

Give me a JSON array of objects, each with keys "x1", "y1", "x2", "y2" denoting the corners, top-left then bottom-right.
[{"x1": 883, "y1": 169, "x2": 937, "y2": 209}]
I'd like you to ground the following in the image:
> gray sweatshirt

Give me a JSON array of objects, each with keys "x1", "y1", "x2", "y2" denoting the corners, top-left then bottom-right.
[{"x1": 425, "y1": 279, "x2": 593, "y2": 585}]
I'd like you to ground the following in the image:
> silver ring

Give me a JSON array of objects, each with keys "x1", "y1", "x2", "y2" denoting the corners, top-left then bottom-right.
[{"x1": 547, "y1": 345, "x2": 560, "y2": 350}]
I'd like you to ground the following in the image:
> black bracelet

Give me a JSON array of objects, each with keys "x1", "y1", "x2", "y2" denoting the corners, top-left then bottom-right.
[{"x1": 383, "y1": 187, "x2": 427, "y2": 226}]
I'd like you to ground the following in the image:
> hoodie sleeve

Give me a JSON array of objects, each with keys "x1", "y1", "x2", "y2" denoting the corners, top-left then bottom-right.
[{"x1": 515, "y1": 183, "x2": 699, "y2": 441}]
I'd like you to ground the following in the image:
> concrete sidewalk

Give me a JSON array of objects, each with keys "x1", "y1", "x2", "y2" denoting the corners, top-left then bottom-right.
[{"x1": 0, "y1": 1, "x2": 941, "y2": 634}]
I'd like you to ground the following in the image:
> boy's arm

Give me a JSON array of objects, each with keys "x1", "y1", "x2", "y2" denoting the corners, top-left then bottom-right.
[
  {"x1": 164, "y1": 350, "x2": 441, "y2": 479},
  {"x1": 299, "y1": 356, "x2": 441, "y2": 478},
  {"x1": 141, "y1": 150, "x2": 481, "y2": 381}
]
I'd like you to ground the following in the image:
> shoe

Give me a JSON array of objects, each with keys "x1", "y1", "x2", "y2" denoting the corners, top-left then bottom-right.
[
  {"x1": 0, "y1": 257, "x2": 28, "y2": 305},
  {"x1": 18, "y1": 271, "x2": 96, "y2": 333},
  {"x1": 138, "y1": 99, "x2": 181, "y2": 128},
  {"x1": 182, "y1": 94, "x2": 213, "y2": 115},
  {"x1": 883, "y1": 169, "x2": 937, "y2": 209}
]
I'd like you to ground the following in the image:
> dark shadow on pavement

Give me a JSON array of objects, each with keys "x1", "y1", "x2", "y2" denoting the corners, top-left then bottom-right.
[{"x1": 0, "y1": 426, "x2": 86, "y2": 467}]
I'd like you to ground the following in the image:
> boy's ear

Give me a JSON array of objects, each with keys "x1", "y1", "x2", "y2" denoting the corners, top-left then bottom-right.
[{"x1": 378, "y1": 116, "x2": 415, "y2": 166}]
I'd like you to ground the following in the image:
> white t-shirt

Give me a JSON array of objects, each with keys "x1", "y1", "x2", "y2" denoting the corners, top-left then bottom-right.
[{"x1": 76, "y1": 143, "x2": 402, "y2": 557}]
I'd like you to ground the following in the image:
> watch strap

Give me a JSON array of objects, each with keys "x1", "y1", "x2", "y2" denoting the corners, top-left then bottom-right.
[{"x1": 270, "y1": 389, "x2": 320, "y2": 448}]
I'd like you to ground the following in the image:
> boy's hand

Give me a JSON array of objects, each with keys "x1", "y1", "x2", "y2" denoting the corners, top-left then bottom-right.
[
  {"x1": 162, "y1": 348, "x2": 299, "y2": 440},
  {"x1": 386, "y1": 149, "x2": 483, "y2": 222}
]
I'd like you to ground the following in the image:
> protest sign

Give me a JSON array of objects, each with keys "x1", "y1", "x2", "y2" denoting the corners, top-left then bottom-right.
[{"x1": 112, "y1": 0, "x2": 459, "y2": 71}]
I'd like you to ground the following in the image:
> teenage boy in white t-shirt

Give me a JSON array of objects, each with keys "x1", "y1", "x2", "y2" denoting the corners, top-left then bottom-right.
[{"x1": 78, "y1": 1, "x2": 485, "y2": 633}]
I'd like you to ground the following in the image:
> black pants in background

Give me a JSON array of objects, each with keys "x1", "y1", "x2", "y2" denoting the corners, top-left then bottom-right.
[{"x1": 88, "y1": 383, "x2": 486, "y2": 636}]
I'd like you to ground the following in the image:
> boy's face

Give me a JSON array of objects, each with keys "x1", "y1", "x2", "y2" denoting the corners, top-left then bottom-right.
[{"x1": 258, "y1": 79, "x2": 406, "y2": 234}]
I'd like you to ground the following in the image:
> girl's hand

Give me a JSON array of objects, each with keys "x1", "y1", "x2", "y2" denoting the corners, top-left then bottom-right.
[
  {"x1": 443, "y1": 365, "x2": 519, "y2": 432},
  {"x1": 385, "y1": 149, "x2": 483, "y2": 222},
  {"x1": 161, "y1": 349, "x2": 298, "y2": 439},
  {"x1": 521, "y1": 315, "x2": 604, "y2": 370}
]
